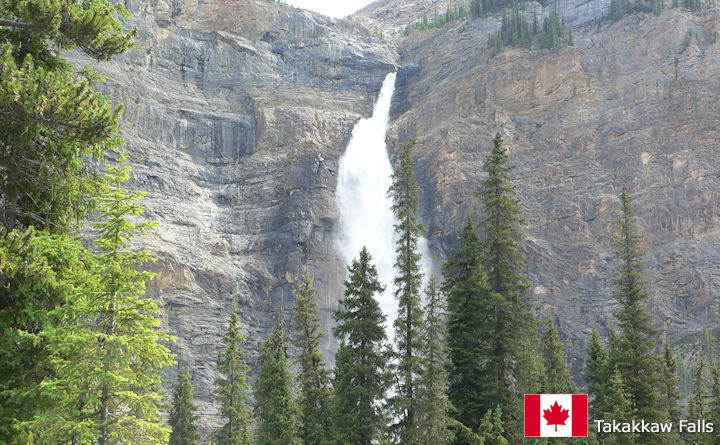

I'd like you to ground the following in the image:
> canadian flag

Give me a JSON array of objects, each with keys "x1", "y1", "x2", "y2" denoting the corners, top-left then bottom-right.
[{"x1": 524, "y1": 394, "x2": 588, "y2": 437}]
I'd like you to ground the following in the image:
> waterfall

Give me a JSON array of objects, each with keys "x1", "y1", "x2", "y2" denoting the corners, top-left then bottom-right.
[{"x1": 335, "y1": 72, "x2": 434, "y2": 340}]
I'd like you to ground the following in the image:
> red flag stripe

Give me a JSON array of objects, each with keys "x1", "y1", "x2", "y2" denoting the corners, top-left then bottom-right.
[
  {"x1": 524, "y1": 394, "x2": 541, "y2": 437},
  {"x1": 571, "y1": 394, "x2": 588, "y2": 437}
]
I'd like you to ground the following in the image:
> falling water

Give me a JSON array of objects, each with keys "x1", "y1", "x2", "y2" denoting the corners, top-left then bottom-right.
[{"x1": 335, "y1": 72, "x2": 434, "y2": 340}]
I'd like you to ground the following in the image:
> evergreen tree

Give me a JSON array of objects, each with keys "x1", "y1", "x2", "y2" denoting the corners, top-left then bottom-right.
[
  {"x1": 215, "y1": 301, "x2": 253, "y2": 445},
  {"x1": 292, "y1": 270, "x2": 333, "y2": 445},
  {"x1": 388, "y1": 141, "x2": 426, "y2": 442},
  {"x1": 255, "y1": 320, "x2": 301, "y2": 445},
  {"x1": 601, "y1": 369, "x2": 636, "y2": 445},
  {"x1": 18, "y1": 155, "x2": 174, "y2": 444},
  {"x1": 541, "y1": 316, "x2": 576, "y2": 393},
  {"x1": 0, "y1": 0, "x2": 135, "y2": 232},
  {"x1": 477, "y1": 407, "x2": 508, "y2": 445},
  {"x1": 662, "y1": 341, "x2": 682, "y2": 421},
  {"x1": 478, "y1": 132, "x2": 541, "y2": 437},
  {"x1": 332, "y1": 247, "x2": 389, "y2": 445},
  {"x1": 416, "y1": 277, "x2": 455, "y2": 445},
  {"x1": 169, "y1": 368, "x2": 200, "y2": 445},
  {"x1": 708, "y1": 365, "x2": 720, "y2": 443},
  {"x1": 584, "y1": 327, "x2": 609, "y2": 421},
  {"x1": 442, "y1": 216, "x2": 493, "y2": 442},
  {"x1": 688, "y1": 359, "x2": 711, "y2": 445},
  {"x1": 609, "y1": 186, "x2": 667, "y2": 436}
]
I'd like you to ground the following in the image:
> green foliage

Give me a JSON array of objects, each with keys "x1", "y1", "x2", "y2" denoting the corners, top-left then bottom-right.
[
  {"x1": 169, "y1": 368, "x2": 200, "y2": 445},
  {"x1": 541, "y1": 316, "x2": 576, "y2": 393},
  {"x1": 292, "y1": 270, "x2": 333, "y2": 445},
  {"x1": 662, "y1": 342, "x2": 682, "y2": 421},
  {"x1": 584, "y1": 327, "x2": 609, "y2": 420},
  {"x1": 388, "y1": 141, "x2": 426, "y2": 442},
  {"x1": 488, "y1": 9, "x2": 570, "y2": 56},
  {"x1": 0, "y1": 0, "x2": 136, "y2": 231},
  {"x1": 255, "y1": 320, "x2": 301, "y2": 445},
  {"x1": 16, "y1": 155, "x2": 174, "y2": 444},
  {"x1": 442, "y1": 216, "x2": 494, "y2": 440},
  {"x1": 0, "y1": 227, "x2": 90, "y2": 440},
  {"x1": 607, "y1": 186, "x2": 668, "y2": 442},
  {"x1": 477, "y1": 407, "x2": 508, "y2": 445},
  {"x1": 604, "y1": 0, "x2": 657, "y2": 22},
  {"x1": 332, "y1": 247, "x2": 389, "y2": 445},
  {"x1": 214, "y1": 301, "x2": 253, "y2": 445},
  {"x1": 477, "y1": 132, "x2": 541, "y2": 439},
  {"x1": 688, "y1": 359, "x2": 711, "y2": 445},
  {"x1": 601, "y1": 368, "x2": 636, "y2": 445},
  {"x1": 403, "y1": 6, "x2": 469, "y2": 36},
  {"x1": 416, "y1": 277, "x2": 455, "y2": 445}
]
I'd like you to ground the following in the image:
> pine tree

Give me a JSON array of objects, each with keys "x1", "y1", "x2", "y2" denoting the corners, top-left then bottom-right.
[
  {"x1": 601, "y1": 368, "x2": 636, "y2": 445},
  {"x1": 0, "y1": 0, "x2": 135, "y2": 232},
  {"x1": 584, "y1": 327, "x2": 609, "y2": 421},
  {"x1": 442, "y1": 216, "x2": 493, "y2": 442},
  {"x1": 416, "y1": 277, "x2": 455, "y2": 445},
  {"x1": 662, "y1": 341, "x2": 682, "y2": 421},
  {"x1": 292, "y1": 270, "x2": 333, "y2": 445},
  {"x1": 708, "y1": 365, "x2": 720, "y2": 443},
  {"x1": 18, "y1": 155, "x2": 174, "y2": 444},
  {"x1": 169, "y1": 368, "x2": 200, "y2": 445},
  {"x1": 478, "y1": 407, "x2": 508, "y2": 445},
  {"x1": 388, "y1": 141, "x2": 426, "y2": 442},
  {"x1": 478, "y1": 132, "x2": 541, "y2": 437},
  {"x1": 255, "y1": 320, "x2": 301, "y2": 445},
  {"x1": 215, "y1": 301, "x2": 253, "y2": 445},
  {"x1": 609, "y1": 186, "x2": 667, "y2": 436},
  {"x1": 688, "y1": 359, "x2": 711, "y2": 445},
  {"x1": 332, "y1": 247, "x2": 389, "y2": 445},
  {"x1": 541, "y1": 316, "x2": 576, "y2": 393}
]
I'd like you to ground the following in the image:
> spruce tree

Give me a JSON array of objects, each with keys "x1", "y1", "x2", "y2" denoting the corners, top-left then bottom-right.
[
  {"x1": 292, "y1": 270, "x2": 333, "y2": 445},
  {"x1": 541, "y1": 316, "x2": 576, "y2": 393},
  {"x1": 215, "y1": 301, "x2": 253, "y2": 445},
  {"x1": 255, "y1": 320, "x2": 301, "y2": 445},
  {"x1": 442, "y1": 216, "x2": 493, "y2": 441},
  {"x1": 0, "y1": 0, "x2": 135, "y2": 232},
  {"x1": 18, "y1": 155, "x2": 174, "y2": 444},
  {"x1": 584, "y1": 327, "x2": 609, "y2": 420},
  {"x1": 416, "y1": 277, "x2": 455, "y2": 445},
  {"x1": 388, "y1": 141, "x2": 425, "y2": 442},
  {"x1": 609, "y1": 186, "x2": 667, "y2": 436},
  {"x1": 332, "y1": 247, "x2": 389, "y2": 445},
  {"x1": 478, "y1": 132, "x2": 541, "y2": 436},
  {"x1": 169, "y1": 368, "x2": 200, "y2": 445},
  {"x1": 662, "y1": 341, "x2": 682, "y2": 421},
  {"x1": 601, "y1": 369, "x2": 636, "y2": 445},
  {"x1": 708, "y1": 365, "x2": 720, "y2": 443},
  {"x1": 688, "y1": 359, "x2": 711, "y2": 445}
]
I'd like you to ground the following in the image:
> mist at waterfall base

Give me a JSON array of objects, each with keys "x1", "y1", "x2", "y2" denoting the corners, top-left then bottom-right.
[{"x1": 335, "y1": 72, "x2": 435, "y2": 341}]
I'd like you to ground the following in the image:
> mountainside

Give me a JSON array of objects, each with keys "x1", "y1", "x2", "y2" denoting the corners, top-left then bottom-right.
[
  {"x1": 386, "y1": 7, "x2": 720, "y2": 377},
  {"x1": 71, "y1": 0, "x2": 395, "y2": 434},
  {"x1": 76, "y1": 0, "x2": 720, "y2": 436}
]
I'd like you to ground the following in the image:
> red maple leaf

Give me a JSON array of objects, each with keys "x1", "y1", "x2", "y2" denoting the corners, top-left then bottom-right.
[{"x1": 543, "y1": 401, "x2": 570, "y2": 432}]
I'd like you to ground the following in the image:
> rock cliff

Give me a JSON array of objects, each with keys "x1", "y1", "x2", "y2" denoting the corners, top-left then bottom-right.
[
  {"x1": 74, "y1": 0, "x2": 720, "y2": 436},
  {"x1": 71, "y1": 0, "x2": 395, "y2": 435}
]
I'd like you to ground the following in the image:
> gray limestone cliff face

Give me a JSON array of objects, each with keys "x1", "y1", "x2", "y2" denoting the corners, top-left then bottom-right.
[
  {"x1": 71, "y1": 0, "x2": 396, "y2": 436},
  {"x1": 386, "y1": 8, "x2": 720, "y2": 377}
]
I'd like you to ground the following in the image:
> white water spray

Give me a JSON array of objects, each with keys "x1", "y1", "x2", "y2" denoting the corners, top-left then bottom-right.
[{"x1": 335, "y1": 72, "x2": 434, "y2": 340}]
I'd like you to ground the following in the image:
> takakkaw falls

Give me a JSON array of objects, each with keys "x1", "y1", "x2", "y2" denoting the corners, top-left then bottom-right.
[
  {"x1": 4, "y1": 0, "x2": 720, "y2": 442},
  {"x1": 336, "y1": 71, "x2": 434, "y2": 338}
]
